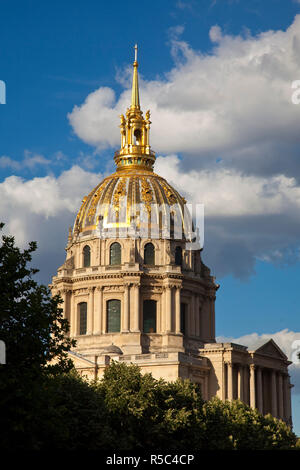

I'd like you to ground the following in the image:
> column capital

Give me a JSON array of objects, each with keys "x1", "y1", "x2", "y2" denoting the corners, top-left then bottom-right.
[
  {"x1": 96, "y1": 285, "x2": 104, "y2": 292},
  {"x1": 225, "y1": 361, "x2": 233, "y2": 367},
  {"x1": 61, "y1": 288, "x2": 71, "y2": 295}
]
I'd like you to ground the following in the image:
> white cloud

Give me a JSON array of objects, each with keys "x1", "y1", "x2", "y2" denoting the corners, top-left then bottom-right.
[
  {"x1": 156, "y1": 154, "x2": 300, "y2": 277},
  {"x1": 68, "y1": 15, "x2": 300, "y2": 179},
  {"x1": 156, "y1": 155, "x2": 300, "y2": 217},
  {"x1": 0, "y1": 166, "x2": 102, "y2": 282},
  {"x1": 0, "y1": 151, "x2": 51, "y2": 171}
]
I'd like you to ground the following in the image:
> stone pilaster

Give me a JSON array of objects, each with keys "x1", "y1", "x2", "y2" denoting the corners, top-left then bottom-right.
[
  {"x1": 175, "y1": 285, "x2": 181, "y2": 334},
  {"x1": 122, "y1": 282, "x2": 130, "y2": 332},
  {"x1": 227, "y1": 362, "x2": 233, "y2": 401},
  {"x1": 237, "y1": 365, "x2": 243, "y2": 401},
  {"x1": 87, "y1": 287, "x2": 94, "y2": 335},
  {"x1": 250, "y1": 364, "x2": 256, "y2": 409},
  {"x1": 93, "y1": 286, "x2": 103, "y2": 335},
  {"x1": 131, "y1": 283, "x2": 140, "y2": 332},
  {"x1": 271, "y1": 370, "x2": 278, "y2": 417},
  {"x1": 165, "y1": 284, "x2": 172, "y2": 333}
]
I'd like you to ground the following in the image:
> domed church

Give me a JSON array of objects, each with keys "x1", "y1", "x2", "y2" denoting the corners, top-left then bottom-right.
[{"x1": 50, "y1": 47, "x2": 292, "y2": 425}]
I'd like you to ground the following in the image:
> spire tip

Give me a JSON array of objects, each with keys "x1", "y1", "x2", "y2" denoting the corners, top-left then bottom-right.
[{"x1": 134, "y1": 44, "x2": 138, "y2": 63}]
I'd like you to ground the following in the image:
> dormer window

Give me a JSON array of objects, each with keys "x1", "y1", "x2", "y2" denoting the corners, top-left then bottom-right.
[{"x1": 83, "y1": 245, "x2": 91, "y2": 267}]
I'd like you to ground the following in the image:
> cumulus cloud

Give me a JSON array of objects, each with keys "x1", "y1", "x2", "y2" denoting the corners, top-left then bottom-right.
[
  {"x1": 0, "y1": 151, "x2": 51, "y2": 171},
  {"x1": 217, "y1": 329, "x2": 300, "y2": 394},
  {"x1": 156, "y1": 155, "x2": 300, "y2": 278},
  {"x1": 0, "y1": 165, "x2": 102, "y2": 283},
  {"x1": 66, "y1": 16, "x2": 300, "y2": 278},
  {"x1": 68, "y1": 15, "x2": 300, "y2": 179}
]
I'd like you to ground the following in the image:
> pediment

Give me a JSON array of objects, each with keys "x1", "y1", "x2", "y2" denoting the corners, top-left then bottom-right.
[
  {"x1": 251, "y1": 339, "x2": 287, "y2": 360},
  {"x1": 69, "y1": 351, "x2": 96, "y2": 369}
]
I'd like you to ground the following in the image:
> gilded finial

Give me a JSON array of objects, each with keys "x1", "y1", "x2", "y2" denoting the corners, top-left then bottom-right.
[
  {"x1": 113, "y1": 45, "x2": 156, "y2": 172},
  {"x1": 131, "y1": 44, "x2": 140, "y2": 109},
  {"x1": 134, "y1": 43, "x2": 138, "y2": 63}
]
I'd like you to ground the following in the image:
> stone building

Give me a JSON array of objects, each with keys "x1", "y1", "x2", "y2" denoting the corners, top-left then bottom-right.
[{"x1": 50, "y1": 47, "x2": 292, "y2": 425}]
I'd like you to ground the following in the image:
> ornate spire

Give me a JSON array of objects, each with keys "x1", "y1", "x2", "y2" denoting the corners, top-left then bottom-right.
[
  {"x1": 131, "y1": 44, "x2": 140, "y2": 109},
  {"x1": 114, "y1": 45, "x2": 156, "y2": 173}
]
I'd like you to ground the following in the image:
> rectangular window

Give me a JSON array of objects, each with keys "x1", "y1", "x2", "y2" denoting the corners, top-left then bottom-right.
[
  {"x1": 107, "y1": 299, "x2": 121, "y2": 332},
  {"x1": 143, "y1": 299, "x2": 156, "y2": 333},
  {"x1": 79, "y1": 302, "x2": 87, "y2": 335}
]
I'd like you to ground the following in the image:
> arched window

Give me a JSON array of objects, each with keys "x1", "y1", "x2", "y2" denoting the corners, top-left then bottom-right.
[
  {"x1": 143, "y1": 300, "x2": 156, "y2": 333},
  {"x1": 175, "y1": 246, "x2": 182, "y2": 266},
  {"x1": 79, "y1": 302, "x2": 87, "y2": 335},
  {"x1": 144, "y1": 242, "x2": 155, "y2": 265},
  {"x1": 110, "y1": 242, "x2": 121, "y2": 266},
  {"x1": 83, "y1": 245, "x2": 91, "y2": 267},
  {"x1": 134, "y1": 128, "x2": 142, "y2": 145},
  {"x1": 107, "y1": 299, "x2": 121, "y2": 332},
  {"x1": 180, "y1": 302, "x2": 186, "y2": 335}
]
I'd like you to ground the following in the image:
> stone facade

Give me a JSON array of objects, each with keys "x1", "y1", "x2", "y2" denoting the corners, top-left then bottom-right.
[{"x1": 50, "y1": 49, "x2": 292, "y2": 426}]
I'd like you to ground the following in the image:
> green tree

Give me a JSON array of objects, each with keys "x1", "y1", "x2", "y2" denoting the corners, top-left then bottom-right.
[
  {"x1": 97, "y1": 360, "x2": 205, "y2": 450},
  {"x1": 0, "y1": 223, "x2": 75, "y2": 449}
]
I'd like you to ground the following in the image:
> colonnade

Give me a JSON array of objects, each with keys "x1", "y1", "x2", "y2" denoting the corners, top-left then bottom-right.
[{"x1": 225, "y1": 362, "x2": 292, "y2": 423}]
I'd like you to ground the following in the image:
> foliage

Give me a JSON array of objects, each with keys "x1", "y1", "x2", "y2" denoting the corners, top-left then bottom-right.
[
  {"x1": 0, "y1": 224, "x2": 297, "y2": 450},
  {"x1": 0, "y1": 223, "x2": 75, "y2": 449}
]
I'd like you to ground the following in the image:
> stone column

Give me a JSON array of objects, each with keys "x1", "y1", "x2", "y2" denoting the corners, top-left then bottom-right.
[
  {"x1": 227, "y1": 362, "x2": 233, "y2": 401},
  {"x1": 73, "y1": 297, "x2": 78, "y2": 337},
  {"x1": 122, "y1": 282, "x2": 130, "y2": 332},
  {"x1": 256, "y1": 366, "x2": 263, "y2": 414},
  {"x1": 175, "y1": 285, "x2": 181, "y2": 334},
  {"x1": 70, "y1": 291, "x2": 76, "y2": 337},
  {"x1": 278, "y1": 373, "x2": 284, "y2": 420},
  {"x1": 271, "y1": 370, "x2": 278, "y2": 417},
  {"x1": 93, "y1": 287, "x2": 102, "y2": 335},
  {"x1": 102, "y1": 290, "x2": 107, "y2": 334},
  {"x1": 132, "y1": 283, "x2": 140, "y2": 332},
  {"x1": 87, "y1": 287, "x2": 94, "y2": 335},
  {"x1": 222, "y1": 362, "x2": 226, "y2": 400},
  {"x1": 165, "y1": 284, "x2": 172, "y2": 333},
  {"x1": 250, "y1": 364, "x2": 256, "y2": 409},
  {"x1": 237, "y1": 365, "x2": 243, "y2": 401}
]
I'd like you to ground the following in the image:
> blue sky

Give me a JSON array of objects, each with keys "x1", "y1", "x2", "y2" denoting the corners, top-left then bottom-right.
[{"x1": 1, "y1": 0, "x2": 300, "y2": 434}]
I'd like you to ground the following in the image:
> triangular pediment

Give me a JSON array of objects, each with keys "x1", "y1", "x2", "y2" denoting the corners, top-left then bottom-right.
[
  {"x1": 251, "y1": 339, "x2": 287, "y2": 360},
  {"x1": 69, "y1": 351, "x2": 96, "y2": 368}
]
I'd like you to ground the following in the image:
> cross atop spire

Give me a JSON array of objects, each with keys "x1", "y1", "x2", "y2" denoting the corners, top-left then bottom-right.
[{"x1": 134, "y1": 43, "x2": 138, "y2": 62}]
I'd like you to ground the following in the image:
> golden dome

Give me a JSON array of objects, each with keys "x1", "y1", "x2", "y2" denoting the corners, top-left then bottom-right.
[
  {"x1": 73, "y1": 169, "x2": 187, "y2": 238},
  {"x1": 72, "y1": 46, "x2": 189, "y2": 240}
]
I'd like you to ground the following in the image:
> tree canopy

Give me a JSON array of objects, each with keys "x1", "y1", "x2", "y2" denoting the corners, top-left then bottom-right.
[{"x1": 0, "y1": 224, "x2": 297, "y2": 451}]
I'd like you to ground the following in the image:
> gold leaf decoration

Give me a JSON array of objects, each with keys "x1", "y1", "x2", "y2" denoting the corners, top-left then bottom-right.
[{"x1": 113, "y1": 179, "x2": 127, "y2": 214}]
